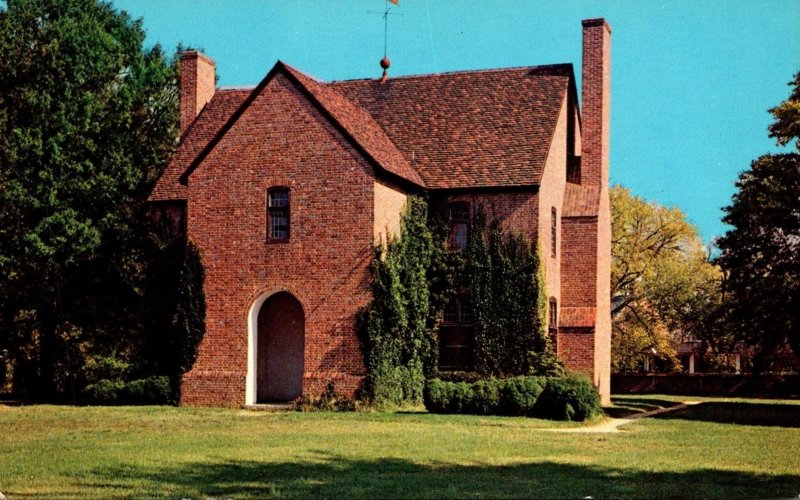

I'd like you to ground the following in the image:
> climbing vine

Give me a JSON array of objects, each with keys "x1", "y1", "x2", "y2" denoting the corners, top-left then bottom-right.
[
  {"x1": 467, "y1": 210, "x2": 561, "y2": 377},
  {"x1": 361, "y1": 198, "x2": 561, "y2": 406},
  {"x1": 360, "y1": 196, "x2": 438, "y2": 406}
]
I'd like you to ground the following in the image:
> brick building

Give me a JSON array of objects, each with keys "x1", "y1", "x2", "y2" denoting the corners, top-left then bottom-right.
[{"x1": 149, "y1": 19, "x2": 612, "y2": 406}]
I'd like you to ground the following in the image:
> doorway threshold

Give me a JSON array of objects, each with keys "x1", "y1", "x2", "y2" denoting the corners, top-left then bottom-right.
[{"x1": 243, "y1": 402, "x2": 294, "y2": 411}]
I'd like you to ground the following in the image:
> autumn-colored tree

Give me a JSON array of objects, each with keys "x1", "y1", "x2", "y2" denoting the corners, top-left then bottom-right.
[{"x1": 611, "y1": 186, "x2": 722, "y2": 372}]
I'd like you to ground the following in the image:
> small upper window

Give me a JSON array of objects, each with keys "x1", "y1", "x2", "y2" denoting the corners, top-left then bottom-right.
[
  {"x1": 549, "y1": 297, "x2": 558, "y2": 332},
  {"x1": 551, "y1": 207, "x2": 557, "y2": 257},
  {"x1": 268, "y1": 188, "x2": 290, "y2": 241},
  {"x1": 449, "y1": 202, "x2": 470, "y2": 250}
]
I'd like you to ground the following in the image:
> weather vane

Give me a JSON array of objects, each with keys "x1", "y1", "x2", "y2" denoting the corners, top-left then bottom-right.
[{"x1": 368, "y1": 0, "x2": 401, "y2": 82}]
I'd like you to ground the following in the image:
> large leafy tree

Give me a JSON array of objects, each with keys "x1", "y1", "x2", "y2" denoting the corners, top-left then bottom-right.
[
  {"x1": 611, "y1": 185, "x2": 722, "y2": 372},
  {"x1": 0, "y1": 0, "x2": 179, "y2": 398},
  {"x1": 716, "y1": 70, "x2": 800, "y2": 364}
]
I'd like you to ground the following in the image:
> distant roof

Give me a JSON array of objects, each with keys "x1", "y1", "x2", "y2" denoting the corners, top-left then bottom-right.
[{"x1": 150, "y1": 61, "x2": 573, "y2": 201}]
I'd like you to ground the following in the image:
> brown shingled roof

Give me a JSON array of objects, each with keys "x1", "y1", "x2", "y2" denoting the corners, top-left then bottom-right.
[
  {"x1": 563, "y1": 184, "x2": 601, "y2": 217},
  {"x1": 150, "y1": 61, "x2": 574, "y2": 199},
  {"x1": 149, "y1": 88, "x2": 251, "y2": 201},
  {"x1": 282, "y1": 65, "x2": 424, "y2": 188},
  {"x1": 332, "y1": 65, "x2": 572, "y2": 189}
]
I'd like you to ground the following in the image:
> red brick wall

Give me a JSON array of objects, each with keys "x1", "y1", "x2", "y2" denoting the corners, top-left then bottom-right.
[
  {"x1": 446, "y1": 191, "x2": 539, "y2": 242},
  {"x1": 557, "y1": 328, "x2": 595, "y2": 373},
  {"x1": 182, "y1": 72, "x2": 379, "y2": 406}
]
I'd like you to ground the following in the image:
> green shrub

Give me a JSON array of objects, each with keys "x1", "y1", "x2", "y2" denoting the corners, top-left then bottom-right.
[
  {"x1": 423, "y1": 379, "x2": 449, "y2": 413},
  {"x1": 498, "y1": 376, "x2": 546, "y2": 416},
  {"x1": 437, "y1": 371, "x2": 483, "y2": 383},
  {"x1": 82, "y1": 376, "x2": 172, "y2": 405},
  {"x1": 534, "y1": 375, "x2": 601, "y2": 421},
  {"x1": 469, "y1": 378, "x2": 501, "y2": 414},
  {"x1": 426, "y1": 376, "x2": 545, "y2": 416},
  {"x1": 123, "y1": 376, "x2": 172, "y2": 405},
  {"x1": 83, "y1": 379, "x2": 126, "y2": 404},
  {"x1": 81, "y1": 357, "x2": 133, "y2": 385}
]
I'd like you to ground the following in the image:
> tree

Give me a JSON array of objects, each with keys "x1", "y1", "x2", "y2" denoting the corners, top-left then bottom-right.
[
  {"x1": 0, "y1": 0, "x2": 179, "y2": 398},
  {"x1": 611, "y1": 186, "x2": 722, "y2": 372},
  {"x1": 716, "y1": 70, "x2": 800, "y2": 365}
]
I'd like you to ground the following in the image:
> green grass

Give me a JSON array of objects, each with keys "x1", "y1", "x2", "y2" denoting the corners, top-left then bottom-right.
[{"x1": 1, "y1": 396, "x2": 799, "y2": 498}]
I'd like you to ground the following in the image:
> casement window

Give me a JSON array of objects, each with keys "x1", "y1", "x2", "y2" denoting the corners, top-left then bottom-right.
[
  {"x1": 449, "y1": 202, "x2": 470, "y2": 251},
  {"x1": 551, "y1": 207, "x2": 557, "y2": 257},
  {"x1": 549, "y1": 297, "x2": 558, "y2": 333},
  {"x1": 267, "y1": 187, "x2": 290, "y2": 241},
  {"x1": 439, "y1": 296, "x2": 474, "y2": 371}
]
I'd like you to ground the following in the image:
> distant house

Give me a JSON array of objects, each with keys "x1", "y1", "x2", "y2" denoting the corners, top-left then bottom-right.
[{"x1": 149, "y1": 19, "x2": 613, "y2": 407}]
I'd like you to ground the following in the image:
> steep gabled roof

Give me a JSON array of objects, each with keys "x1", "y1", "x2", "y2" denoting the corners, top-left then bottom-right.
[
  {"x1": 150, "y1": 61, "x2": 574, "y2": 200},
  {"x1": 282, "y1": 64, "x2": 424, "y2": 188},
  {"x1": 150, "y1": 88, "x2": 251, "y2": 201},
  {"x1": 332, "y1": 64, "x2": 572, "y2": 189}
]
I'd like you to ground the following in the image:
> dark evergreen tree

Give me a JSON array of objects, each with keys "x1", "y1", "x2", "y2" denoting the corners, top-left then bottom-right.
[
  {"x1": 716, "y1": 70, "x2": 800, "y2": 367},
  {"x1": 0, "y1": 0, "x2": 180, "y2": 398}
]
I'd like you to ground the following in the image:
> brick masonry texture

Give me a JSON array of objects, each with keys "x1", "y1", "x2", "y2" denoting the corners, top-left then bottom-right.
[{"x1": 152, "y1": 19, "x2": 613, "y2": 406}]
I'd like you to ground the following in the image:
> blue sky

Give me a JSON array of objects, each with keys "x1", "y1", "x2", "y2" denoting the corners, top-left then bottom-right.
[{"x1": 112, "y1": 0, "x2": 800, "y2": 243}]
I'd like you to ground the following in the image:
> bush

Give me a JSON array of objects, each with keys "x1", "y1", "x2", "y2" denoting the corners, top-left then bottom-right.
[
  {"x1": 424, "y1": 375, "x2": 600, "y2": 421},
  {"x1": 534, "y1": 375, "x2": 601, "y2": 421},
  {"x1": 294, "y1": 382, "x2": 356, "y2": 412},
  {"x1": 437, "y1": 371, "x2": 484, "y2": 383},
  {"x1": 469, "y1": 379, "x2": 501, "y2": 414},
  {"x1": 425, "y1": 376, "x2": 543, "y2": 416},
  {"x1": 81, "y1": 357, "x2": 133, "y2": 385},
  {"x1": 82, "y1": 376, "x2": 172, "y2": 405},
  {"x1": 423, "y1": 379, "x2": 476, "y2": 413},
  {"x1": 498, "y1": 376, "x2": 546, "y2": 416},
  {"x1": 83, "y1": 379, "x2": 126, "y2": 404},
  {"x1": 122, "y1": 376, "x2": 172, "y2": 405}
]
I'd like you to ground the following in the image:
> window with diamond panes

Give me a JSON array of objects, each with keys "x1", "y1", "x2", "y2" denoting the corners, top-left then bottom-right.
[{"x1": 268, "y1": 188, "x2": 290, "y2": 241}]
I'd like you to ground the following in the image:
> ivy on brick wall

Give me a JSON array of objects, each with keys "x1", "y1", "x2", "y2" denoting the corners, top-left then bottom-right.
[
  {"x1": 466, "y1": 210, "x2": 562, "y2": 377},
  {"x1": 361, "y1": 199, "x2": 561, "y2": 406},
  {"x1": 360, "y1": 196, "x2": 438, "y2": 406}
]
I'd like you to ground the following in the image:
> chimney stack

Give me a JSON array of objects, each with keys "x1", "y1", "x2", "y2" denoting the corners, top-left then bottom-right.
[
  {"x1": 580, "y1": 18, "x2": 611, "y2": 188},
  {"x1": 179, "y1": 51, "x2": 216, "y2": 136}
]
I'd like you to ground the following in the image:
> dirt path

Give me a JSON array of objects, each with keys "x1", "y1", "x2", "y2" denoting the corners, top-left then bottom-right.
[{"x1": 547, "y1": 401, "x2": 701, "y2": 433}]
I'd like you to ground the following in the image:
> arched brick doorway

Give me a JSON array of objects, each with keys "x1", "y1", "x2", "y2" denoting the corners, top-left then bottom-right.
[{"x1": 256, "y1": 291, "x2": 305, "y2": 402}]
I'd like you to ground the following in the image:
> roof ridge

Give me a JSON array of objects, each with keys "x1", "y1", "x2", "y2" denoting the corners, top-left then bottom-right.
[{"x1": 328, "y1": 63, "x2": 573, "y2": 85}]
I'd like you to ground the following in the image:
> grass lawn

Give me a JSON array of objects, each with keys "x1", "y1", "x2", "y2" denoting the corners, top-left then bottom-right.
[{"x1": 1, "y1": 395, "x2": 799, "y2": 498}]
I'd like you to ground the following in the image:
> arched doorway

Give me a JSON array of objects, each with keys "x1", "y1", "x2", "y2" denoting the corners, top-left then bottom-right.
[{"x1": 255, "y1": 292, "x2": 305, "y2": 402}]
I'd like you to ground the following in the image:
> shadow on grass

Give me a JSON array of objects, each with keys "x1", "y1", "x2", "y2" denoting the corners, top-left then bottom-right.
[
  {"x1": 651, "y1": 402, "x2": 800, "y2": 428},
  {"x1": 81, "y1": 455, "x2": 800, "y2": 499},
  {"x1": 605, "y1": 397, "x2": 682, "y2": 418}
]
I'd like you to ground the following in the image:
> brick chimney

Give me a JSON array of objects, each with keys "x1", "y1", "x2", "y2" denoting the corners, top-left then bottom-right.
[
  {"x1": 179, "y1": 51, "x2": 216, "y2": 136},
  {"x1": 582, "y1": 18, "x2": 612, "y2": 405},
  {"x1": 581, "y1": 18, "x2": 611, "y2": 187}
]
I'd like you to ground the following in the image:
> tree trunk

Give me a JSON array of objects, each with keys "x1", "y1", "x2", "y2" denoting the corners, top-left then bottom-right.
[{"x1": 38, "y1": 305, "x2": 58, "y2": 401}]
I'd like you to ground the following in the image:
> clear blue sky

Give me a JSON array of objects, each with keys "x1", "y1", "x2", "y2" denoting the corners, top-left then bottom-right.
[{"x1": 112, "y1": 0, "x2": 800, "y2": 243}]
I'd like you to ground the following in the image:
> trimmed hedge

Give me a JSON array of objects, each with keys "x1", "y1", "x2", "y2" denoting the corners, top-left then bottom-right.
[
  {"x1": 82, "y1": 376, "x2": 172, "y2": 405},
  {"x1": 533, "y1": 375, "x2": 601, "y2": 421},
  {"x1": 423, "y1": 375, "x2": 599, "y2": 421}
]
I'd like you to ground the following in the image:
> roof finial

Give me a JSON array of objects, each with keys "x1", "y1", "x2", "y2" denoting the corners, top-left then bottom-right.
[
  {"x1": 370, "y1": 0, "x2": 399, "y2": 82},
  {"x1": 380, "y1": 56, "x2": 391, "y2": 83}
]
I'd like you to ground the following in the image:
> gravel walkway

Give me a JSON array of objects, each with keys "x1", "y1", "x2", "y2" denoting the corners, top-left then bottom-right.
[{"x1": 547, "y1": 401, "x2": 701, "y2": 433}]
